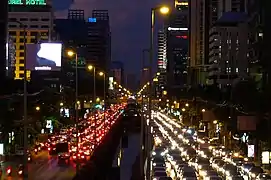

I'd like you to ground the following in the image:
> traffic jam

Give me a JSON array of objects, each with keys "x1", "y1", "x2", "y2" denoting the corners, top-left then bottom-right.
[
  {"x1": 3, "y1": 104, "x2": 125, "y2": 177},
  {"x1": 150, "y1": 111, "x2": 270, "y2": 180}
]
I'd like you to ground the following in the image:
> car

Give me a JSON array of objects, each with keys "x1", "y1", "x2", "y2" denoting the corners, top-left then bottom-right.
[{"x1": 256, "y1": 173, "x2": 271, "y2": 180}]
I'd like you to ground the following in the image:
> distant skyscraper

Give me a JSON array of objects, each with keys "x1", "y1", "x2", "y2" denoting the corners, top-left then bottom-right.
[
  {"x1": 166, "y1": 0, "x2": 189, "y2": 97},
  {"x1": 68, "y1": 9, "x2": 85, "y2": 20},
  {"x1": 110, "y1": 61, "x2": 124, "y2": 85},
  {"x1": 86, "y1": 10, "x2": 111, "y2": 72},
  {"x1": 140, "y1": 67, "x2": 149, "y2": 87}
]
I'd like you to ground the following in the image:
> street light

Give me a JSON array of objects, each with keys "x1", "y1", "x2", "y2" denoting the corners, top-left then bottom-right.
[
  {"x1": 11, "y1": 20, "x2": 29, "y2": 179},
  {"x1": 87, "y1": 65, "x2": 96, "y2": 102},
  {"x1": 185, "y1": 103, "x2": 189, "y2": 107},
  {"x1": 182, "y1": 108, "x2": 186, "y2": 112},
  {"x1": 98, "y1": 71, "x2": 106, "y2": 131},
  {"x1": 159, "y1": 6, "x2": 170, "y2": 14},
  {"x1": 145, "y1": 5, "x2": 170, "y2": 179},
  {"x1": 35, "y1": 106, "x2": 40, "y2": 111},
  {"x1": 202, "y1": 108, "x2": 206, "y2": 112},
  {"x1": 66, "y1": 50, "x2": 80, "y2": 172}
]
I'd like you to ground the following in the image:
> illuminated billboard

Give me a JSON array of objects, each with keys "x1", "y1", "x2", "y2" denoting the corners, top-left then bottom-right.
[
  {"x1": 26, "y1": 43, "x2": 62, "y2": 71},
  {"x1": 8, "y1": 0, "x2": 47, "y2": 5}
]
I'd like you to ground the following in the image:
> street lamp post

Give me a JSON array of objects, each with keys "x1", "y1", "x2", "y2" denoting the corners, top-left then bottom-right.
[
  {"x1": 146, "y1": 6, "x2": 169, "y2": 180},
  {"x1": 87, "y1": 65, "x2": 96, "y2": 102},
  {"x1": 12, "y1": 20, "x2": 29, "y2": 179},
  {"x1": 99, "y1": 72, "x2": 106, "y2": 131},
  {"x1": 67, "y1": 50, "x2": 79, "y2": 172},
  {"x1": 87, "y1": 65, "x2": 97, "y2": 146}
]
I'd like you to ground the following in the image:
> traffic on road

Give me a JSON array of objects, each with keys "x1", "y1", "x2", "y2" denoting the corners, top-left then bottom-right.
[
  {"x1": 0, "y1": 104, "x2": 124, "y2": 180},
  {"x1": 149, "y1": 110, "x2": 270, "y2": 180}
]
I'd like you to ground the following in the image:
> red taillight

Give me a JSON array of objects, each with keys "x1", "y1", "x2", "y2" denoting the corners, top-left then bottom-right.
[
  {"x1": 7, "y1": 168, "x2": 11, "y2": 173},
  {"x1": 18, "y1": 170, "x2": 22, "y2": 175}
]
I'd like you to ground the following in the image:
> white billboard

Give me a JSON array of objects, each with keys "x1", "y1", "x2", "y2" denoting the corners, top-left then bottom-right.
[{"x1": 26, "y1": 43, "x2": 62, "y2": 71}]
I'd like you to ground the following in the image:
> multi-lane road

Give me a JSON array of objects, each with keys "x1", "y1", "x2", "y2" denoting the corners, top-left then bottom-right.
[{"x1": 1, "y1": 104, "x2": 124, "y2": 180}]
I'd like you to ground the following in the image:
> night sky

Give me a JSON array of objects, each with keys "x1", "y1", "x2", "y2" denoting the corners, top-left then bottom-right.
[{"x1": 53, "y1": 0, "x2": 171, "y2": 77}]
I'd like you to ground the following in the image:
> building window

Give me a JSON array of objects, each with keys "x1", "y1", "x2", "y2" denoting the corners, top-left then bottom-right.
[
  {"x1": 30, "y1": 25, "x2": 39, "y2": 28},
  {"x1": 30, "y1": 18, "x2": 39, "y2": 21},
  {"x1": 41, "y1": 18, "x2": 50, "y2": 21},
  {"x1": 19, "y1": 52, "x2": 24, "y2": 57},
  {"x1": 41, "y1": 25, "x2": 49, "y2": 28},
  {"x1": 19, "y1": 18, "x2": 28, "y2": 21}
]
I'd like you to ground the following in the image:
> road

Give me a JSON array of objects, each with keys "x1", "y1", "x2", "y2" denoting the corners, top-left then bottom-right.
[{"x1": 1, "y1": 150, "x2": 75, "y2": 180}]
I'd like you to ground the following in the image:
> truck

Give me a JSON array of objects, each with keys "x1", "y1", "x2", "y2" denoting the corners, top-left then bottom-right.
[{"x1": 55, "y1": 142, "x2": 70, "y2": 164}]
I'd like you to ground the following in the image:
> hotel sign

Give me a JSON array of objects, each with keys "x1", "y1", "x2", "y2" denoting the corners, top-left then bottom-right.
[{"x1": 9, "y1": 0, "x2": 46, "y2": 5}]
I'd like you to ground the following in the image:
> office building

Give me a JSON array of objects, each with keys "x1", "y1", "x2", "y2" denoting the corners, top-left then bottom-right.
[
  {"x1": 140, "y1": 67, "x2": 149, "y2": 87},
  {"x1": 0, "y1": 0, "x2": 8, "y2": 80},
  {"x1": 86, "y1": 10, "x2": 111, "y2": 72},
  {"x1": 166, "y1": 0, "x2": 189, "y2": 97},
  {"x1": 208, "y1": 12, "x2": 249, "y2": 87},
  {"x1": 8, "y1": 1, "x2": 53, "y2": 79},
  {"x1": 111, "y1": 61, "x2": 124, "y2": 85},
  {"x1": 157, "y1": 30, "x2": 167, "y2": 97},
  {"x1": 68, "y1": 9, "x2": 84, "y2": 20}
]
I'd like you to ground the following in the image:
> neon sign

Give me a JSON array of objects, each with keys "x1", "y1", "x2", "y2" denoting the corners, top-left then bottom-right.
[{"x1": 9, "y1": 0, "x2": 46, "y2": 5}]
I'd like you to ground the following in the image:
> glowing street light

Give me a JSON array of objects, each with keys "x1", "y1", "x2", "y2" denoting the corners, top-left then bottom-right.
[
  {"x1": 99, "y1": 71, "x2": 104, "y2": 76},
  {"x1": 202, "y1": 108, "x2": 206, "y2": 112},
  {"x1": 67, "y1": 50, "x2": 76, "y2": 57},
  {"x1": 185, "y1": 103, "x2": 189, "y2": 107},
  {"x1": 87, "y1": 65, "x2": 94, "y2": 70},
  {"x1": 159, "y1": 6, "x2": 170, "y2": 14},
  {"x1": 35, "y1": 106, "x2": 40, "y2": 111},
  {"x1": 60, "y1": 102, "x2": 64, "y2": 106},
  {"x1": 182, "y1": 108, "x2": 186, "y2": 112}
]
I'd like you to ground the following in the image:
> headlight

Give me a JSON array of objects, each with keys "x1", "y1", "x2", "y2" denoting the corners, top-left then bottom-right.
[
  {"x1": 152, "y1": 152, "x2": 156, "y2": 156},
  {"x1": 201, "y1": 171, "x2": 207, "y2": 176},
  {"x1": 153, "y1": 178, "x2": 157, "y2": 180},
  {"x1": 153, "y1": 163, "x2": 156, "y2": 166},
  {"x1": 251, "y1": 173, "x2": 256, "y2": 178},
  {"x1": 226, "y1": 171, "x2": 230, "y2": 176},
  {"x1": 134, "y1": 114, "x2": 137, "y2": 116}
]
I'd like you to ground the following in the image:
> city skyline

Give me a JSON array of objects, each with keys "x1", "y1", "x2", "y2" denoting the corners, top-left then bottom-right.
[{"x1": 53, "y1": 0, "x2": 167, "y2": 78}]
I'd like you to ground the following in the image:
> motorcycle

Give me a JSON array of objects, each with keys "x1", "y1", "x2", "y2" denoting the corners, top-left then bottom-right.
[
  {"x1": 6, "y1": 167, "x2": 12, "y2": 176},
  {"x1": 17, "y1": 165, "x2": 23, "y2": 176}
]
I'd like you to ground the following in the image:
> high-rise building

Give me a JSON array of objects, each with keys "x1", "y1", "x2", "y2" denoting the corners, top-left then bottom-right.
[
  {"x1": 54, "y1": 16, "x2": 90, "y2": 95},
  {"x1": 166, "y1": 0, "x2": 189, "y2": 97},
  {"x1": 110, "y1": 61, "x2": 124, "y2": 85},
  {"x1": 189, "y1": 0, "x2": 216, "y2": 85},
  {"x1": 8, "y1": 1, "x2": 53, "y2": 79},
  {"x1": 156, "y1": 30, "x2": 167, "y2": 97},
  {"x1": 140, "y1": 67, "x2": 149, "y2": 87},
  {"x1": 208, "y1": 12, "x2": 249, "y2": 87},
  {"x1": 0, "y1": 0, "x2": 8, "y2": 80},
  {"x1": 86, "y1": 10, "x2": 111, "y2": 72},
  {"x1": 68, "y1": 9, "x2": 84, "y2": 20}
]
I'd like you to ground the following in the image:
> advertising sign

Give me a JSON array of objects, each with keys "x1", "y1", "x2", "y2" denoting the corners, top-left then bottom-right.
[
  {"x1": 9, "y1": 0, "x2": 47, "y2": 5},
  {"x1": 26, "y1": 43, "x2": 62, "y2": 71},
  {"x1": 46, "y1": 120, "x2": 52, "y2": 129},
  {"x1": 109, "y1": 77, "x2": 114, "y2": 90},
  {"x1": 262, "y1": 151, "x2": 269, "y2": 164},
  {"x1": 247, "y1": 145, "x2": 254, "y2": 158}
]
